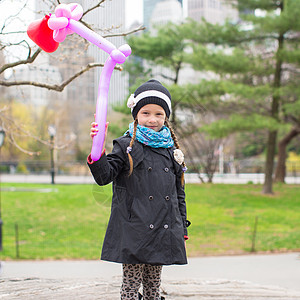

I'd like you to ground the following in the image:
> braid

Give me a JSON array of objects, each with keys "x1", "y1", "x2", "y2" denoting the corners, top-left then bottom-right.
[
  {"x1": 128, "y1": 118, "x2": 138, "y2": 176},
  {"x1": 165, "y1": 118, "x2": 186, "y2": 186}
]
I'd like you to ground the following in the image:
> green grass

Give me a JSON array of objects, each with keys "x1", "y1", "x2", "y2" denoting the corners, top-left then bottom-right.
[
  {"x1": 185, "y1": 183, "x2": 300, "y2": 256},
  {"x1": 1, "y1": 183, "x2": 300, "y2": 260}
]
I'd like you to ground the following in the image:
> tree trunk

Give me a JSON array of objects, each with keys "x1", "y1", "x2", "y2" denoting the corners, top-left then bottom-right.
[
  {"x1": 263, "y1": 28, "x2": 284, "y2": 194},
  {"x1": 171, "y1": 102, "x2": 176, "y2": 124},
  {"x1": 170, "y1": 62, "x2": 181, "y2": 125},
  {"x1": 263, "y1": 130, "x2": 277, "y2": 194},
  {"x1": 274, "y1": 127, "x2": 300, "y2": 182}
]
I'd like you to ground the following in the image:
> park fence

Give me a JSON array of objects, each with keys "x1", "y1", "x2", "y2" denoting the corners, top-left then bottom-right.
[
  {"x1": 1, "y1": 159, "x2": 300, "y2": 177},
  {"x1": 1, "y1": 160, "x2": 300, "y2": 184}
]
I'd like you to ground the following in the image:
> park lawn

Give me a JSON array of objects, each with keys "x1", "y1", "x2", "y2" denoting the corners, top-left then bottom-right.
[
  {"x1": 0, "y1": 183, "x2": 299, "y2": 260},
  {"x1": 185, "y1": 183, "x2": 300, "y2": 256}
]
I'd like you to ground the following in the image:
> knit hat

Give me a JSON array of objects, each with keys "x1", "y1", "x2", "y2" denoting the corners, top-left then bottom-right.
[{"x1": 127, "y1": 79, "x2": 172, "y2": 119}]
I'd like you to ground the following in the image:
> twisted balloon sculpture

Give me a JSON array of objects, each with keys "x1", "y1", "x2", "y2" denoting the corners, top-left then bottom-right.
[{"x1": 27, "y1": 3, "x2": 131, "y2": 161}]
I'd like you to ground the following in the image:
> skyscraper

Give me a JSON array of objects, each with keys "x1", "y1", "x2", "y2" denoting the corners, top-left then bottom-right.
[
  {"x1": 147, "y1": 0, "x2": 184, "y2": 85},
  {"x1": 150, "y1": 0, "x2": 184, "y2": 30},
  {"x1": 144, "y1": 0, "x2": 183, "y2": 31},
  {"x1": 37, "y1": 0, "x2": 128, "y2": 107},
  {"x1": 83, "y1": 0, "x2": 129, "y2": 106},
  {"x1": 187, "y1": 0, "x2": 238, "y2": 24}
]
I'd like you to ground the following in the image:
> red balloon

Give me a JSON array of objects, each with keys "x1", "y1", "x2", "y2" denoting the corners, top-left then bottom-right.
[{"x1": 27, "y1": 15, "x2": 59, "y2": 53}]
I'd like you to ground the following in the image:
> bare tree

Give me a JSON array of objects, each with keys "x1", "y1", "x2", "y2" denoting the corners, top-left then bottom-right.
[
  {"x1": 0, "y1": 0, "x2": 144, "y2": 91},
  {"x1": 0, "y1": 105, "x2": 75, "y2": 155},
  {"x1": 176, "y1": 111, "x2": 227, "y2": 183},
  {"x1": 0, "y1": 0, "x2": 144, "y2": 155}
]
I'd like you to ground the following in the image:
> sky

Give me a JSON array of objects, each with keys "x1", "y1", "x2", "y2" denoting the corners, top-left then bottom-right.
[{"x1": 125, "y1": 0, "x2": 143, "y2": 27}]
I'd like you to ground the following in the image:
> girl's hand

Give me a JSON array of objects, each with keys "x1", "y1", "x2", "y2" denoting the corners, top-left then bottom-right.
[
  {"x1": 90, "y1": 122, "x2": 99, "y2": 139},
  {"x1": 90, "y1": 118, "x2": 109, "y2": 153}
]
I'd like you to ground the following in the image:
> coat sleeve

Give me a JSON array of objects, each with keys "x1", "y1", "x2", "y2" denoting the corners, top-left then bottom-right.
[
  {"x1": 176, "y1": 173, "x2": 189, "y2": 239},
  {"x1": 87, "y1": 139, "x2": 126, "y2": 186}
]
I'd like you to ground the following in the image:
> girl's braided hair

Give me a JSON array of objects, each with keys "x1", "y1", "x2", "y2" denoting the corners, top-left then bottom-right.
[
  {"x1": 165, "y1": 118, "x2": 186, "y2": 186},
  {"x1": 127, "y1": 118, "x2": 138, "y2": 176},
  {"x1": 127, "y1": 118, "x2": 186, "y2": 186}
]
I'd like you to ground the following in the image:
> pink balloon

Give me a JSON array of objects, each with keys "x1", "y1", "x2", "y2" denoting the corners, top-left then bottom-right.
[
  {"x1": 28, "y1": 3, "x2": 132, "y2": 161},
  {"x1": 55, "y1": 4, "x2": 72, "y2": 18},
  {"x1": 68, "y1": 19, "x2": 116, "y2": 53},
  {"x1": 48, "y1": 16, "x2": 68, "y2": 30},
  {"x1": 91, "y1": 45, "x2": 131, "y2": 161},
  {"x1": 69, "y1": 3, "x2": 83, "y2": 21}
]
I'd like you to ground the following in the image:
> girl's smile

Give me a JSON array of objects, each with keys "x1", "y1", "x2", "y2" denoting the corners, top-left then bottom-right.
[{"x1": 137, "y1": 104, "x2": 166, "y2": 132}]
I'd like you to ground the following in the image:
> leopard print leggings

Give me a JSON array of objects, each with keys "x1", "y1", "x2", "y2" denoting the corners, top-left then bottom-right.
[{"x1": 120, "y1": 264, "x2": 162, "y2": 300}]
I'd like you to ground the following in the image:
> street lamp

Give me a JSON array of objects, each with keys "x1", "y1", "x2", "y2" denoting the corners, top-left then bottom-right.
[
  {"x1": 48, "y1": 125, "x2": 56, "y2": 185},
  {"x1": 0, "y1": 126, "x2": 6, "y2": 251}
]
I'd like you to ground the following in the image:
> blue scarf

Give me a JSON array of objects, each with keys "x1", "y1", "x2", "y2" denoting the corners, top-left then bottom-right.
[{"x1": 125, "y1": 122, "x2": 174, "y2": 149}]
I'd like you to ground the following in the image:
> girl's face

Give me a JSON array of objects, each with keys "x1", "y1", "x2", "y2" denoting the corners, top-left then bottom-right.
[{"x1": 137, "y1": 104, "x2": 166, "y2": 132}]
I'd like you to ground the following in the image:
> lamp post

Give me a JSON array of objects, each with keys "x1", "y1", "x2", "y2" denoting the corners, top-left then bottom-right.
[
  {"x1": 0, "y1": 126, "x2": 6, "y2": 251},
  {"x1": 48, "y1": 125, "x2": 56, "y2": 185}
]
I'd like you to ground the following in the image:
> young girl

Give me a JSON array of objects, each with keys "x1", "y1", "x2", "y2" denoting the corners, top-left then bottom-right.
[{"x1": 87, "y1": 79, "x2": 190, "y2": 300}]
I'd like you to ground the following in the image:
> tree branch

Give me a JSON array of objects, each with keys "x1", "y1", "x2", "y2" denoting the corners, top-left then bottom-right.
[
  {"x1": 0, "y1": 30, "x2": 27, "y2": 35},
  {"x1": 0, "y1": 62, "x2": 122, "y2": 91},
  {"x1": 1, "y1": 23, "x2": 145, "y2": 75},
  {"x1": 103, "y1": 25, "x2": 146, "y2": 38},
  {"x1": 0, "y1": 0, "x2": 28, "y2": 34},
  {"x1": 82, "y1": 0, "x2": 106, "y2": 17},
  {"x1": 0, "y1": 48, "x2": 41, "y2": 74},
  {"x1": 152, "y1": 72, "x2": 176, "y2": 82}
]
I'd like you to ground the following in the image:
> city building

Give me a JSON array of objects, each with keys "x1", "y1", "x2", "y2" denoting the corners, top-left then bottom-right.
[
  {"x1": 34, "y1": 0, "x2": 131, "y2": 109},
  {"x1": 146, "y1": 0, "x2": 239, "y2": 86},
  {"x1": 83, "y1": 0, "x2": 129, "y2": 107},
  {"x1": 7, "y1": 54, "x2": 64, "y2": 107},
  {"x1": 187, "y1": 0, "x2": 239, "y2": 24},
  {"x1": 150, "y1": 0, "x2": 184, "y2": 30},
  {"x1": 145, "y1": 0, "x2": 184, "y2": 86},
  {"x1": 144, "y1": 0, "x2": 183, "y2": 31}
]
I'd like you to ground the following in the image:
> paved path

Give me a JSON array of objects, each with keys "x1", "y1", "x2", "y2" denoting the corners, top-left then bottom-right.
[
  {"x1": 2, "y1": 173, "x2": 300, "y2": 184},
  {"x1": 1, "y1": 253, "x2": 300, "y2": 299}
]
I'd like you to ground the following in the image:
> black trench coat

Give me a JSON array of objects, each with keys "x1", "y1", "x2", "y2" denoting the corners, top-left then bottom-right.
[{"x1": 88, "y1": 135, "x2": 188, "y2": 265}]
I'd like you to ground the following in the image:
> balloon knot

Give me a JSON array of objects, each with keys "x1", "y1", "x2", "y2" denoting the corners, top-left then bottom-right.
[{"x1": 47, "y1": 3, "x2": 83, "y2": 42}]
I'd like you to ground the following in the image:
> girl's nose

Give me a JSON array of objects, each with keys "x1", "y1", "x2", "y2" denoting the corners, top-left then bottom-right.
[{"x1": 149, "y1": 117, "x2": 156, "y2": 123}]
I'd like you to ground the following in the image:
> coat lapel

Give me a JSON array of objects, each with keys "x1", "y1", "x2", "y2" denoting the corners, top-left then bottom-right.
[
  {"x1": 131, "y1": 140, "x2": 144, "y2": 168},
  {"x1": 150, "y1": 147, "x2": 172, "y2": 159}
]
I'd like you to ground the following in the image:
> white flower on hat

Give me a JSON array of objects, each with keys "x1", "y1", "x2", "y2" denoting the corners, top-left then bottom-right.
[
  {"x1": 174, "y1": 149, "x2": 184, "y2": 165},
  {"x1": 127, "y1": 94, "x2": 137, "y2": 109}
]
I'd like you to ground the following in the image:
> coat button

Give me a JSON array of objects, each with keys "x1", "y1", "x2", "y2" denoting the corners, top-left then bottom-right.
[
  {"x1": 149, "y1": 224, "x2": 154, "y2": 229},
  {"x1": 164, "y1": 224, "x2": 168, "y2": 229},
  {"x1": 149, "y1": 196, "x2": 153, "y2": 200},
  {"x1": 165, "y1": 196, "x2": 170, "y2": 201},
  {"x1": 148, "y1": 167, "x2": 152, "y2": 171},
  {"x1": 164, "y1": 167, "x2": 169, "y2": 172}
]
